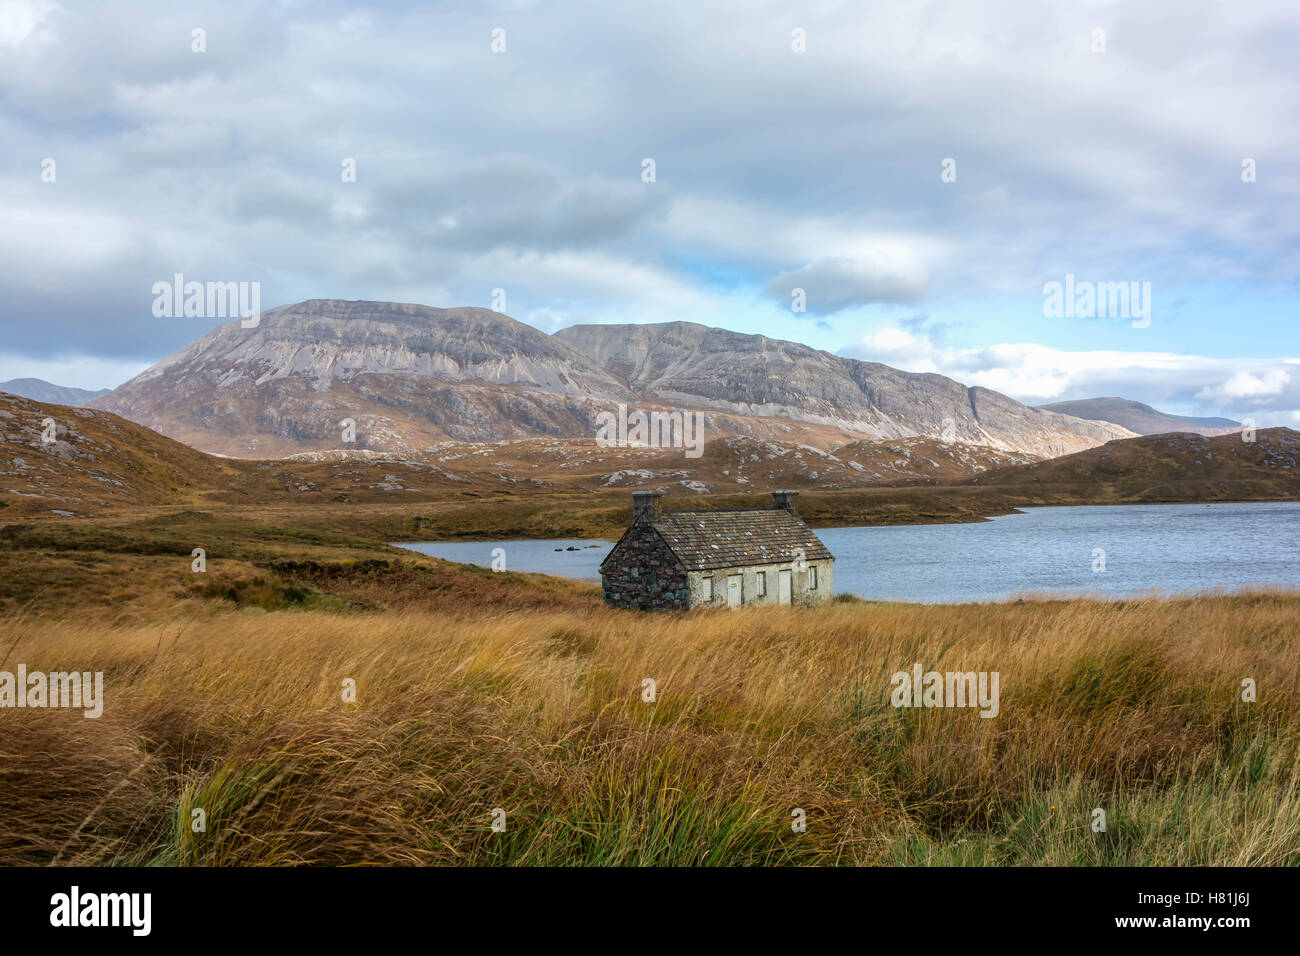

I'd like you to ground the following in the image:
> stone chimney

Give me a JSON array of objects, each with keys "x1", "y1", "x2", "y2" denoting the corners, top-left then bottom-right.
[
  {"x1": 772, "y1": 489, "x2": 799, "y2": 517},
  {"x1": 632, "y1": 490, "x2": 663, "y2": 524}
]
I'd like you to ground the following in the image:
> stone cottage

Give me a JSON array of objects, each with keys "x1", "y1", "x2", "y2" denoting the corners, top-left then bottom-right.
[{"x1": 600, "y1": 490, "x2": 835, "y2": 610}]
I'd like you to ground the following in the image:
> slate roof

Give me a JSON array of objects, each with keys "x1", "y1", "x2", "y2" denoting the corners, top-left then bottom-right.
[{"x1": 650, "y1": 508, "x2": 834, "y2": 571}]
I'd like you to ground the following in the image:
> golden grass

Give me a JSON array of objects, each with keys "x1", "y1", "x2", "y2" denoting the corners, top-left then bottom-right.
[{"x1": 2, "y1": 592, "x2": 1298, "y2": 866}]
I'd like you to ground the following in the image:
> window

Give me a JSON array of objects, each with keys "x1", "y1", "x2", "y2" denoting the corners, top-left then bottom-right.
[
  {"x1": 702, "y1": 576, "x2": 714, "y2": 600},
  {"x1": 808, "y1": 566, "x2": 818, "y2": 590},
  {"x1": 755, "y1": 571, "x2": 766, "y2": 597}
]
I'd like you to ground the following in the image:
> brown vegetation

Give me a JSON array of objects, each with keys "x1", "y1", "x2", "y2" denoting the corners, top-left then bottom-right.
[{"x1": 2, "y1": 590, "x2": 1296, "y2": 865}]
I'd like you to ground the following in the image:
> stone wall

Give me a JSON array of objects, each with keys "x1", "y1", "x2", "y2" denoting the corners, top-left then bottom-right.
[
  {"x1": 801, "y1": 558, "x2": 834, "y2": 606},
  {"x1": 601, "y1": 526, "x2": 690, "y2": 610}
]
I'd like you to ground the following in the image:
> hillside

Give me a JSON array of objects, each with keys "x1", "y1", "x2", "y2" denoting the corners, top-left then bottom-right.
[
  {"x1": 0, "y1": 392, "x2": 1037, "y2": 516},
  {"x1": 0, "y1": 391, "x2": 245, "y2": 514},
  {"x1": 972, "y1": 429, "x2": 1300, "y2": 501},
  {"x1": 90, "y1": 299, "x2": 1133, "y2": 459},
  {"x1": 1037, "y1": 397, "x2": 1239, "y2": 437}
]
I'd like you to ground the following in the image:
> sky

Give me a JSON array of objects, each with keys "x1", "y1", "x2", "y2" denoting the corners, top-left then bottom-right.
[{"x1": 1, "y1": 0, "x2": 1297, "y2": 424}]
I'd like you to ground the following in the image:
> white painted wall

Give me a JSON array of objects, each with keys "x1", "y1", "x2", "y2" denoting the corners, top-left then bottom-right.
[{"x1": 686, "y1": 559, "x2": 833, "y2": 608}]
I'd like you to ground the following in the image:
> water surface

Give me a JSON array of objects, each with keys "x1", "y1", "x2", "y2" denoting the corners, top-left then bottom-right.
[{"x1": 396, "y1": 501, "x2": 1300, "y2": 603}]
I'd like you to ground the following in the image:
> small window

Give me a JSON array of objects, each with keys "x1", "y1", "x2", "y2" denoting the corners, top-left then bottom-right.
[
  {"x1": 756, "y1": 571, "x2": 766, "y2": 596},
  {"x1": 703, "y1": 576, "x2": 714, "y2": 600},
  {"x1": 808, "y1": 566, "x2": 818, "y2": 590}
]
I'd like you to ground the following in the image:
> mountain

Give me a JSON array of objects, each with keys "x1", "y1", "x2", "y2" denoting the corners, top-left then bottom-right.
[
  {"x1": 91, "y1": 299, "x2": 1134, "y2": 459},
  {"x1": 0, "y1": 378, "x2": 110, "y2": 406},
  {"x1": 556, "y1": 321, "x2": 1131, "y2": 456},
  {"x1": 1037, "y1": 397, "x2": 1239, "y2": 437},
  {"x1": 91, "y1": 300, "x2": 636, "y2": 458}
]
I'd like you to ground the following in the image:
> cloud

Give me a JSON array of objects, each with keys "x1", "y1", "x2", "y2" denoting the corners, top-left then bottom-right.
[
  {"x1": 0, "y1": 0, "x2": 54, "y2": 48},
  {"x1": 845, "y1": 323, "x2": 1300, "y2": 427},
  {"x1": 858, "y1": 326, "x2": 939, "y2": 371},
  {"x1": 1197, "y1": 368, "x2": 1291, "y2": 402},
  {"x1": 764, "y1": 253, "x2": 929, "y2": 314},
  {"x1": 0, "y1": 0, "x2": 1296, "y2": 382}
]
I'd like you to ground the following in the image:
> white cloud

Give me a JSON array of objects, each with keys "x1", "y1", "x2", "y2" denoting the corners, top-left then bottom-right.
[
  {"x1": 859, "y1": 326, "x2": 939, "y2": 371},
  {"x1": 1196, "y1": 368, "x2": 1291, "y2": 402},
  {"x1": 0, "y1": 0, "x2": 54, "y2": 48},
  {"x1": 846, "y1": 324, "x2": 1300, "y2": 426}
]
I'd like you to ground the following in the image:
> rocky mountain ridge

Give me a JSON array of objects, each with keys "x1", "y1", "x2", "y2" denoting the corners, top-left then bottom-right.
[{"x1": 91, "y1": 299, "x2": 1135, "y2": 458}]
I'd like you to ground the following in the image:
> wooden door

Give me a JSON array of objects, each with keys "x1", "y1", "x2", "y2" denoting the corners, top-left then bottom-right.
[
  {"x1": 778, "y1": 569, "x2": 792, "y2": 605},
  {"x1": 726, "y1": 575, "x2": 742, "y2": 607}
]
